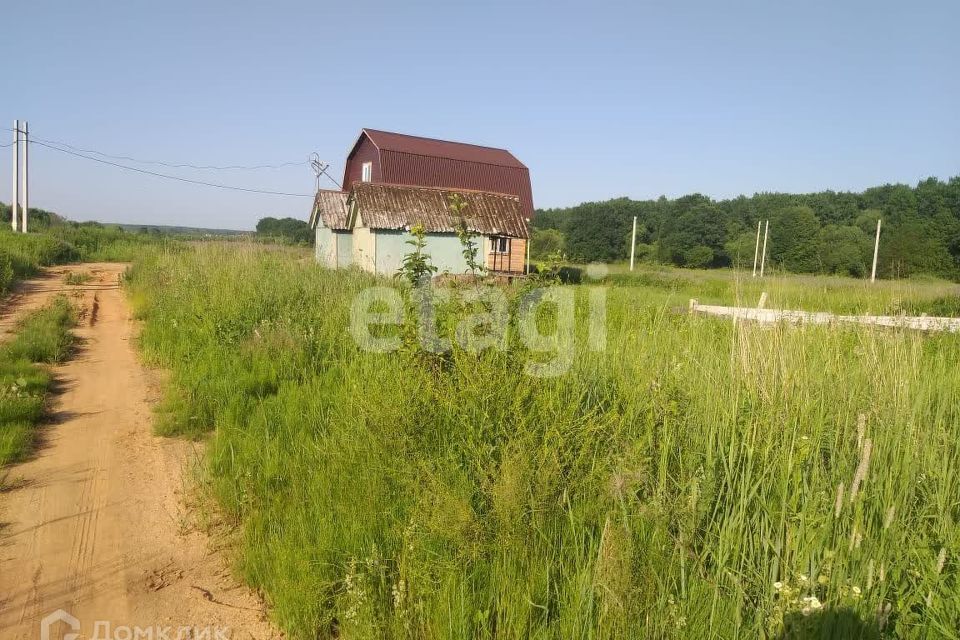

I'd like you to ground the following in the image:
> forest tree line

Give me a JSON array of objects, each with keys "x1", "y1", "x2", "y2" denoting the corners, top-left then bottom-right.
[
  {"x1": 255, "y1": 216, "x2": 312, "y2": 245},
  {"x1": 531, "y1": 177, "x2": 960, "y2": 280}
]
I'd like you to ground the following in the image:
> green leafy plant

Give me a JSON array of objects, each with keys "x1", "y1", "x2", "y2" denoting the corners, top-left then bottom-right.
[
  {"x1": 450, "y1": 194, "x2": 486, "y2": 277},
  {"x1": 397, "y1": 223, "x2": 438, "y2": 286}
]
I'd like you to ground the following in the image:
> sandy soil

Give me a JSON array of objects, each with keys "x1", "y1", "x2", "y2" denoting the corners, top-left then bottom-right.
[{"x1": 0, "y1": 264, "x2": 280, "y2": 639}]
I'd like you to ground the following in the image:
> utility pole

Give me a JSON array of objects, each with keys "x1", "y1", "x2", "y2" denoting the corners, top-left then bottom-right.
[
  {"x1": 871, "y1": 218, "x2": 882, "y2": 283},
  {"x1": 11, "y1": 120, "x2": 19, "y2": 231},
  {"x1": 20, "y1": 121, "x2": 28, "y2": 233},
  {"x1": 629, "y1": 215, "x2": 637, "y2": 271},
  {"x1": 759, "y1": 219, "x2": 770, "y2": 278},
  {"x1": 752, "y1": 219, "x2": 762, "y2": 277}
]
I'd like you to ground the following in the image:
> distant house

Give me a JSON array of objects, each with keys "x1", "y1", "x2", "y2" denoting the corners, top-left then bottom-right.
[
  {"x1": 310, "y1": 128, "x2": 533, "y2": 276},
  {"x1": 311, "y1": 182, "x2": 529, "y2": 275}
]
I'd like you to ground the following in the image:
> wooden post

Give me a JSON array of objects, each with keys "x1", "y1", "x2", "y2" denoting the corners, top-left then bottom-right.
[
  {"x1": 11, "y1": 120, "x2": 19, "y2": 232},
  {"x1": 629, "y1": 216, "x2": 637, "y2": 271},
  {"x1": 759, "y1": 220, "x2": 769, "y2": 278},
  {"x1": 20, "y1": 121, "x2": 27, "y2": 233},
  {"x1": 525, "y1": 221, "x2": 531, "y2": 275},
  {"x1": 871, "y1": 218, "x2": 882, "y2": 283},
  {"x1": 752, "y1": 219, "x2": 761, "y2": 277}
]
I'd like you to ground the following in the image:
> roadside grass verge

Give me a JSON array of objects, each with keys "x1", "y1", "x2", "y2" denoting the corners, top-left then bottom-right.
[
  {"x1": 0, "y1": 226, "x2": 181, "y2": 297},
  {"x1": 0, "y1": 296, "x2": 76, "y2": 466},
  {"x1": 128, "y1": 244, "x2": 960, "y2": 639}
]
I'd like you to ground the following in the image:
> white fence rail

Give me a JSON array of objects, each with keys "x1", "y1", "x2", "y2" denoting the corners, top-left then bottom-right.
[{"x1": 689, "y1": 300, "x2": 960, "y2": 333}]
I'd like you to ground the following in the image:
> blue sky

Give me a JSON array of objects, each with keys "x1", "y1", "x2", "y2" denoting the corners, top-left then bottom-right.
[{"x1": 2, "y1": 0, "x2": 957, "y2": 229}]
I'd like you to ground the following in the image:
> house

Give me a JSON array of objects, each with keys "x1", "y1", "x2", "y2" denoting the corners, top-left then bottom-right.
[
  {"x1": 311, "y1": 182, "x2": 529, "y2": 275},
  {"x1": 343, "y1": 128, "x2": 535, "y2": 219},
  {"x1": 309, "y1": 190, "x2": 352, "y2": 268},
  {"x1": 310, "y1": 128, "x2": 533, "y2": 276}
]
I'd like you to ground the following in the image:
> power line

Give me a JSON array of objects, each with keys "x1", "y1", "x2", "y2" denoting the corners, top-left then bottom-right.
[
  {"x1": 30, "y1": 139, "x2": 314, "y2": 198},
  {"x1": 30, "y1": 135, "x2": 308, "y2": 171},
  {"x1": 310, "y1": 153, "x2": 342, "y2": 190},
  {"x1": 320, "y1": 166, "x2": 342, "y2": 190}
]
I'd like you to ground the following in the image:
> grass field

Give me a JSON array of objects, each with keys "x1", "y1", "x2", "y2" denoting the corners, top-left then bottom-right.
[
  {"x1": 602, "y1": 262, "x2": 960, "y2": 317},
  {"x1": 0, "y1": 296, "x2": 76, "y2": 466},
  {"x1": 127, "y1": 243, "x2": 960, "y2": 639}
]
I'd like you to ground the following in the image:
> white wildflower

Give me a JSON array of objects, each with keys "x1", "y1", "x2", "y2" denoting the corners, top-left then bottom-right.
[{"x1": 801, "y1": 595, "x2": 823, "y2": 615}]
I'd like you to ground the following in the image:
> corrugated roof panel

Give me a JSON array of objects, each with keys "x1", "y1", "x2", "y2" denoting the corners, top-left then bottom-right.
[
  {"x1": 379, "y1": 150, "x2": 535, "y2": 218},
  {"x1": 311, "y1": 189, "x2": 350, "y2": 230},
  {"x1": 350, "y1": 183, "x2": 529, "y2": 238}
]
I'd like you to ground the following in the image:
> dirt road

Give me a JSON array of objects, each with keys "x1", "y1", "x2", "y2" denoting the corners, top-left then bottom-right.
[{"x1": 0, "y1": 265, "x2": 279, "y2": 639}]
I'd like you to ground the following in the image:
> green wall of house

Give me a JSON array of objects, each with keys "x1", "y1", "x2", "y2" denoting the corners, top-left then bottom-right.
[
  {"x1": 374, "y1": 230, "x2": 473, "y2": 275},
  {"x1": 336, "y1": 231, "x2": 353, "y2": 268},
  {"x1": 315, "y1": 226, "x2": 354, "y2": 268}
]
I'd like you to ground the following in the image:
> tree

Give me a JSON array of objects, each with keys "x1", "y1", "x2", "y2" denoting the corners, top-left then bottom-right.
[
  {"x1": 563, "y1": 199, "x2": 634, "y2": 262},
  {"x1": 684, "y1": 245, "x2": 714, "y2": 268},
  {"x1": 725, "y1": 231, "x2": 760, "y2": 269},
  {"x1": 255, "y1": 217, "x2": 313, "y2": 245},
  {"x1": 530, "y1": 175, "x2": 960, "y2": 281},
  {"x1": 530, "y1": 228, "x2": 564, "y2": 258},
  {"x1": 878, "y1": 222, "x2": 954, "y2": 279},
  {"x1": 657, "y1": 198, "x2": 726, "y2": 267},
  {"x1": 768, "y1": 206, "x2": 820, "y2": 273},
  {"x1": 817, "y1": 225, "x2": 870, "y2": 277}
]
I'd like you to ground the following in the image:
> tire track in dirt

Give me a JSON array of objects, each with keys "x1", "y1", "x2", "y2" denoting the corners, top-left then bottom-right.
[{"x1": 0, "y1": 264, "x2": 280, "y2": 639}]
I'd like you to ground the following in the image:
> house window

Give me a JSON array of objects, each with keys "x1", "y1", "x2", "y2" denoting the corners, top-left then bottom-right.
[
  {"x1": 361, "y1": 162, "x2": 372, "y2": 182},
  {"x1": 490, "y1": 236, "x2": 510, "y2": 254}
]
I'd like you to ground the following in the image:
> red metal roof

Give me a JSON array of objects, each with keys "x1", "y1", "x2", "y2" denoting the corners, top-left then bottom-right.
[
  {"x1": 361, "y1": 128, "x2": 526, "y2": 168},
  {"x1": 344, "y1": 128, "x2": 535, "y2": 218}
]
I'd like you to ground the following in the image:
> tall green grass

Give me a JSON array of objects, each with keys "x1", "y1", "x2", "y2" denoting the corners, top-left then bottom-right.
[
  {"x1": 602, "y1": 262, "x2": 960, "y2": 316},
  {"x1": 128, "y1": 244, "x2": 960, "y2": 638},
  {"x1": 0, "y1": 296, "x2": 76, "y2": 465}
]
